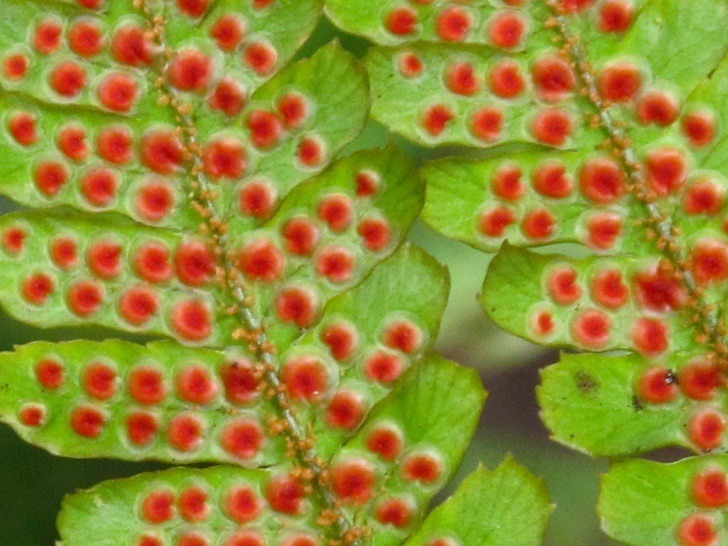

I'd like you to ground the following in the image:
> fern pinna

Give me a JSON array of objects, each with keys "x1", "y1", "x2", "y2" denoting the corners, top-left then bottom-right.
[
  {"x1": 324, "y1": 0, "x2": 728, "y2": 544},
  {"x1": 0, "y1": 1, "x2": 555, "y2": 545}
]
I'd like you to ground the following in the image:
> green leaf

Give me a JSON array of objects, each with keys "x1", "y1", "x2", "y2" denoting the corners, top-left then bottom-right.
[
  {"x1": 600, "y1": 456, "x2": 728, "y2": 546},
  {"x1": 402, "y1": 457, "x2": 552, "y2": 546}
]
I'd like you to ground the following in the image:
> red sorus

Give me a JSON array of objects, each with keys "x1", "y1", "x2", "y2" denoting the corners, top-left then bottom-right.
[
  {"x1": 239, "y1": 239, "x2": 285, "y2": 282},
  {"x1": 533, "y1": 162, "x2": 573, "y2": 199},
  {"x1": 97, "y1": 126, "x2": 134, "y2": 165},
  {"x1": 8, "y1": 112, "x2": 38, "y2": 147},
  {"x1": 297, "y1": 136, "x2": 326, "y2": 167},
  {"x1": 278, "y1": 92, "x2": 310, "y2": 129},
  {"x1": 18, "y1": 403, "x2": 46, "y2": 428},
  {"x1": 119, "y1": 286, "x2": 159, "y2": 325},
  {"x1": 598, "y1": 63, "x2": 642, "y2": 103},
  {"x1": 175, "y1": 240, "x2": 215, "y2": 286},
  {"x1": 178, "y1": 532, "x2": 209, "y2": 546},
  {"x1": 126, "y1": 411, "x2": 159, "y2": 446},
  {"x1": 77, "y1": 0, "x2": 105, "y2": 10},
  {"x1": 315, "y1": 246, "x2": 355, "y2": 283},
  {"x1": 167, "y1": 413, "x2": 204, "y2": 451},
  {"x1": 330, "y1": 458, "x2": 376, "y2": 504},
  {"x1": 488, "y1": 11, "x2": 526, "y2": 49},
  {"x1": 97, "y1": 73, "x2": 138, "y2": 112},
  {"x1": 176, "y1": 365, "x2": 219, "y2": 405},
  {"x1": 22, "y1": 273, "x2": 54, "y2": 305},
  {"x1": 633, "y1": 268, "x2": 686, "y2": 313},
  {"x1": 531, "y1": 310, "x2": 556, "y2": 336},
  {"x1": 247, "y1": 110, "x2": 283, "y2": 148},
  {"x1": 521, "y1": 208, "x2": 556, "y2": 240},
  {"x1": 636, "y1": 366, "x2": 678, "y2": 404},
  {"x1": 546, "y1": 266, "x2": 582, "y2": 305},
  {"x1": 221, "y1": 360, "x2": 259, "y2": 405},
  {"x1": 2, "y1": 226, "x2": 26, "y2": 254},
  {"x1": 436, "y1": 6, "x2": 472, "y2": 41},
  {"x1": 326, "y1": 391, "x2": 366, "y2": 430},
  {"x1": 82, "y1": 361, "x2": 117, "y2": 400},
  {"x1": 683, "y1": 179, "x2": 724, "y2": 215},
  {"x1": 398, "y1": 52, "x2": 424, "y2": 78},
  {"x1": 80, "y1": 168, "x2": 118, "y2": 207},
  {"x1": 691, "y1": 469, "x2": 728, "y2": 508},
  {"x1": 274, "y1": 286, "x2": 317, "y2": 327},
  {"x1": 34, "y1": 19, "x2": 63, "y2": 55},
  {"x1": 488, "y1": 60, "x2": 525, "y2": 99},
  {"x1": 35, "y1": 358, "x2": 64, "y2": 389},
  {"x1": 221, "y1": 419, "x2": 264, "y2": 460},
  {"x1": 136, "y1": 182, "x2": 175, "y2": 222},
  {"x1": 3, "y1": 54, "x2": 29, "y2": 81},
  {"x1": 469, "y1": 107, "x2": 503, "y2": 142},
  {"x1": 68, "y1": 20, "x2": 104, "y2": 57},
  {"x1": 491, "y1": 164, "x2": 525, "y2": 201},
  {"x1": 321, "y1": 321, "x2": 358, "y2": 361},
  {"x1": 376, "y1": 498, "x2": 413, "y2": 528},
  {"x1": 178, "y1": 486, "x2": 209, "y2": 522},
  {"x1": 385, "y1": 7, "x2": 418, "y2": 36},
  {"x1": 356, "y1": 170, "x2": 380, "y2": 197},
  {"x1": 531, "y1": 56, "x2": 576, "y2": 101},
  {"x1": 50, "y1": 237, "x2": 78, "y2": 269},
  {"x1": 112, "y1": 25, "x2": 153, "y2": 66},
  {"x1": 281, "y1": 535, "x2": 318, "y2": 546},
  {"x1": 689, "y1": 239, "x2": 728, "y2": 285},
  {"x1": 254, "y1": 0, "x2": 276, "y2": 9},
  {"x1": 598, "y1": 0, "x2": 634, "y2": 33},
  {"x1": 679, "y1": 359, "x2": 722, "y2": 401},
  {"x1": 558, "y1": 0, "x2": 595, "y2": 12},
  {"x1": 34, "y1": 161, "x2": 69, "y2": 197},
  {"x1": 133, "y1": 241, "x2": 173, "y2": 283},
  {"x1": 87, "y1": 239, "x2": 122, "y2": 279},
  {"x1": 318, "y1": 194, "x2": 352, "y2": 232},
  {"x1": 141, "y1": 489, "x2": 176, "y2": 523},
  {"x1": 631, "y1": 317, "x2": 668, "y2": 356},
  {"x1": 238, "y1": 179, "x2": 276, "y2": 219},
  {"x1": 178, "y1": 0, "x2": 208, "y2": 17},
  {"x1": 677, "y1": 514, "x2": 718, "y2": 546},
  {"x1": 70, "y1": 405, "x2": 106, "y2": 438},
  {"x1": 265, "y1": 474, "x2": 306, "y2": 515},
  {"x1": 242, "y1": 42, "x2": 277, "y2": 76},
  {"x1": 682, "y1": 111, "x2": 716, "y2": 147},
  {"x1": 530, "y1": 109, "x2": 573, "y2": 146},
  {"x1": 202, "y1": 138, "x2": 246, "y2": 179},
  {"x1": 170, "y1": 299, "x2": 212, "y2": 341},
  {"x1": 421, "y1": 104, "x2": 455, "y2": 137},
  {"x1": 589, "y1": 268, "x2": 629, "y2": 309},
  {"x1": 366, "y1": 424, "x2": 404, "y2": 461},
  {"x1": 578, "y1": 157, "x2": 625, "y2": 204},
  {"x1": 584, "y1": 212, "x2": 622, "y2": 250},
  {"x1": 67, "y1": 280, "x2": 104, "y2": 317},
  {"x1": 167, "y1": 48, "x2": 213, "y2": 92},
  {"x1": 49, "y1": 61, "x2": 87, "y2": 98},
  {"x1": 636, "y1": 90, "x2": 679, "y2": 126},
  {"x1": 57, "y1": 125, "x2": 89, "y2": 161},
  {"x1": 645, "y1": 147, "x2": 688, "y2": 195},
  {"x1": 364, "y1": 350, "x2": 404, "y2": 384},
  {"x1": 210, "y1": 14, "x2": 244, "y2": 51},
  {"x1": 281, "y1": 355, "x2": 329, "y2": 401},
  {"x1": 209, "y1": 78, "x2": 246, "y2": 116},
  {"x1": 128, "y1": 366, "x2": 167, "y2": 405},
  {"x1": 223, "y1": 531, "x2": 265, "y2": 546},
  {"x1": 445, "y1": 62, "x2": 480, "y2": 96},
  {"x1": 282, "y1": 216, "x2": 318, "y2": 256},
  {"x1": 402, "y1": 452, "x2": 443, "y2": 484},
  {"x1": 383, "y1": 320, "x2": 422, "y2": 354},
  {"x1": 141, "y1": 130, "x2": 184, "y2": 174},
  {"x1": 689, "y1": 409, "x2": 726, "y2": 451},
  {"x1": 570, "y1": 309, "x2": 611, "y2": 348},
  {"x1": 224, "y1": 485, "x2": 263, "y2": 523},
  {"x1": 358, "y1": 217, "x2": 391, "y2": 252}
]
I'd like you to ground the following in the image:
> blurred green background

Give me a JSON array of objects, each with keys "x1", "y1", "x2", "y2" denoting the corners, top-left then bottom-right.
[{"x1": 0, "y1": 17, "x2": 624, "y2": 545}]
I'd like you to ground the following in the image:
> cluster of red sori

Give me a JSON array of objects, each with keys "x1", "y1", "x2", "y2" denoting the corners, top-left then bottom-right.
[
  {"x1": 637, "y1": 358, "x2": 725, "y2": 451},
  {"x1": 673, "y1": 466, "x2": 728, "y2": 545}
]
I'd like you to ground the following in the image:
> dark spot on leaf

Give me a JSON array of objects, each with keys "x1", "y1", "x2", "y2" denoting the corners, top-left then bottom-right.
[
  {"x1": 631, "y1": 395, "x2": 644, "y2": 412},
  {"x1": 574, "y1": 371, "x2": 598, "y2": 395}
]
